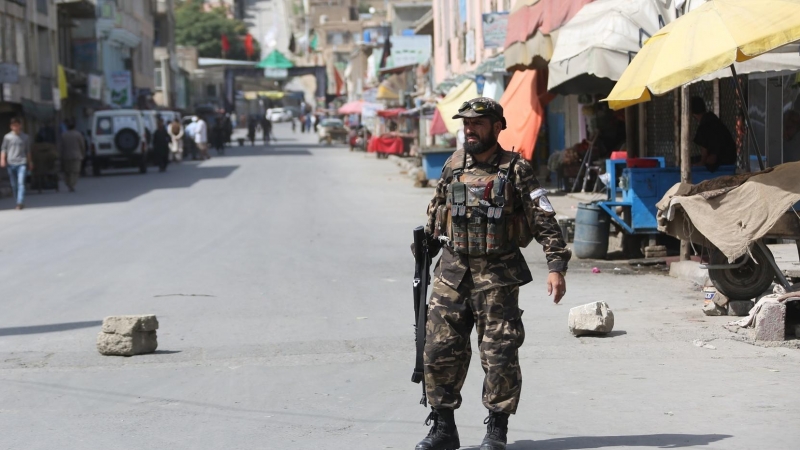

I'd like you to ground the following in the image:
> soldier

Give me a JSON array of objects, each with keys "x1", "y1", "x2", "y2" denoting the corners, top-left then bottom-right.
[{"x1": 415, "y1": 97, "x2": 570, "y2": 450}]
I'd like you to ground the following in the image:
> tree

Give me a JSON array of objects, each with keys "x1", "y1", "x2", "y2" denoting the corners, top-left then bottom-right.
[{"x1": 175, "y1": 0, "x2": 261, "y2": 60}]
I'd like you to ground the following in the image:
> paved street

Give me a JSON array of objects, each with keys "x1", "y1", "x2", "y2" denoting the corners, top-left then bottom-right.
[{"x1": 1, "y1": 123, "x2": 799, "y2": 449}]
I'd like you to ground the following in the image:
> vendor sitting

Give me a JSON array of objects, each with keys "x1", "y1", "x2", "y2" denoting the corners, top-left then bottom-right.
[{"x1": 691, "y1": 96, "x2": 737, "y2": 172}]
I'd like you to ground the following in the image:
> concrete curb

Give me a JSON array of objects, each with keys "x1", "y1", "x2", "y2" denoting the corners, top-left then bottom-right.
[{"x1": 669, "y1": 260, "x2": 710, "y2": 286}]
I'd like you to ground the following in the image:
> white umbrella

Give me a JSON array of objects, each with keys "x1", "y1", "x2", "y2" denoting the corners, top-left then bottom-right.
[{"x1": 548, "y1": 0, "x2": 800, "y2": 95}]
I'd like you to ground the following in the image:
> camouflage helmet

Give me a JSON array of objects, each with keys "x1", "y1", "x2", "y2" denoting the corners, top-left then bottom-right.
[{"x1": 452, "y1": 97, "x2": 507, "y2": 130}]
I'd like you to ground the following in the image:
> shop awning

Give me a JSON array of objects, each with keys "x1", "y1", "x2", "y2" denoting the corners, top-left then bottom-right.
[
  {"x1": 497, "y1": 70, "x2": 550, "y2": 161},
  {"x1": 377, "y1": 108, "x2": 407, "y2": 118},
  {"x1": 338, "y1": 100, "x2": 364, "y2": 115},
  {"x1": 429, "y1": 108, "x2": 449, "y2": 136},
  {"x1": 377, "y1": 74, "x2": 404, "y2": 101},
  {"x1": 547, "y1": 0, "x2": 676, "y2": 95},
  {"x1": 436, "y1": 79, "x2": 479, "y2": 135},
  {"x1": 504, "y1": 0, "x2": 595, "y2": 71}
]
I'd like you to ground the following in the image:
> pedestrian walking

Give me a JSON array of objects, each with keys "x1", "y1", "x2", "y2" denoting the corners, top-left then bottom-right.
[
  {"x1": 0, "y1": 118, "x2": 33, "y2": 210},
  {"x1": 168, "y1": 118, "x2": 184, "y2": 162},
  {"x1": 247, "y1": 115, "x2": 257, "y2": 145},
  {"x1": 413, "y1": 97, "x2": 570, "y2": 450},
  {"x1": 212, "y1": 118, "x2": 225, "y2": 155},
  {"x1": 81, "y1": 129, "x2": 91, "y2": 176},
  {"x1": 58, "y1": 119, "x2": 86, "y2": 192},
  {"x1": 152, "y1": 117, "x2": 171, "y2": 172},
  {"x1": 224, "y1": 113, "x2": 233, "y2": 143},
  {"x1": 291, "y1": 117, "x2": 296, "y2": 133},
  {"x1": 194, "y1": 116, "x2": 209, "y2": 160},
  {"x1": 262, "y1": 117, "x2": 273, "y2": 144}
]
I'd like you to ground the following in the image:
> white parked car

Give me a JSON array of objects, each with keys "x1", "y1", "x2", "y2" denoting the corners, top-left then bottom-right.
[
  {"x1": 90, "y1": 110, "x2": 149, "y2": 175},
  {"x1": 267, "y1": 108, "x2": 292, "y2": 122}
]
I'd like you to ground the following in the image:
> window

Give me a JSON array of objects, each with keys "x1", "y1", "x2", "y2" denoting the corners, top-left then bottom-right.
[
  {"x1": 37, "y1": 0, "x2": 47, "y2": 15},
  {"x1": 155, "y1": 60, "x2": 163, "y2": 91},
  {"x1": 17, "y1": 21, "x2": 26, "y2": 75},
  {"x1": 206, "y1": 84, "x2": 217, "y2": 97},
  {"x1": 4, "y1": 16, "x2": 13, "y2": 63},
  {"x1": 40, "y1": 76, "x2": 53, "y2": 101}
]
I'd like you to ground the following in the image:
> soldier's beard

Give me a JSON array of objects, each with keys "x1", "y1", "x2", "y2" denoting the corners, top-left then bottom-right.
[{"x1": 464, "y1": 134, "x2": 497, "y2": 155}]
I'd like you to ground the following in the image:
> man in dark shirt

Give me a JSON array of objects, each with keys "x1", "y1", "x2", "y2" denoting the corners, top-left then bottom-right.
[{"x1": 691, "y1": 96, "x2": 737, "y2": 171}]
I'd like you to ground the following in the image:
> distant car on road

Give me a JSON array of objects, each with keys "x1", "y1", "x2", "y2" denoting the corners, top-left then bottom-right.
[
  {"x1": 318, "y1": 118, "x2": 348, "y2": 144},
  {"x1": 267, "y1": 108, "x2": 293, "y2": 123}
]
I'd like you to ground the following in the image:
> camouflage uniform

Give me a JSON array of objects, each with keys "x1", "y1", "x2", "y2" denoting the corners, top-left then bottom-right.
[{"x1": 423, "y1": 148, "x2": 570, "y2": 414}]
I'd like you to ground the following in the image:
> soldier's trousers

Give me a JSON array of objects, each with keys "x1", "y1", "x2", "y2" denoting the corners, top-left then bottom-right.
[{"x1": 423, "y1": 278, "x2": 525, "y2": 414}]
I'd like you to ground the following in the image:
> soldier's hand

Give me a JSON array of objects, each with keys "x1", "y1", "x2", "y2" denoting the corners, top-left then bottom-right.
[{"x1": 547, "y1": 272, "x2": 566, "y2": 304}]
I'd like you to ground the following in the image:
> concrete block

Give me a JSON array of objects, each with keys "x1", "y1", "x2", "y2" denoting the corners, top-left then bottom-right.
[
  {"x1": 754, "y1": 302, "x2": 786, "y2": 341},
  {"x1": 727, "y1": 300, "x2": 755, "y2": 317},
  {"x1": 703, "y1": 287, "x2": 729, "y2": 307},
  {"x1": 644, "y1": 246, "x2": 667, "y2": 258},
  {"x1": 97, "y1": 331, "x2": 158, "y2": 356},
  {"x1": 703, "y1": 301, "x2": 727, "y2": 316},
  {"x1": 102, "y1": 315, "x2": 158, "y2": 336},
  {"x1": 669, "y1": 261, "x2": 710, "y2": 286},
  {"x1": 569, "y1": 301, "x2": 614, "y2": 336}
]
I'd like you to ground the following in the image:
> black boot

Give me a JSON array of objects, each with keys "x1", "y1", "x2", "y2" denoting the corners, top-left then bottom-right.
[
  {"x1": 415, "y1": 408, "x2": 460, "y2": 450},
  {"x1": 480, "y1": 411, "x2": 509, "y2": 450}
]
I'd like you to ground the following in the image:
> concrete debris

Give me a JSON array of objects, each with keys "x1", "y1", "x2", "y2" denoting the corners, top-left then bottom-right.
[
  {"x1": 703, "y1": 287, "x2": 729, "y2": 307},
  {"x1": 97, "y1": 315, "x2": 159, "y2": 356},
  {"x1": 703, "y1": 301, "x2": 727, "y2": 316},
  {"x1": 644, "y1": 245, "x2": 667, "y2": 258},
  {"x1": 101, "y1": 315, "x2": 159, "y2": 336},
  {"x1": 727, "y1": 300, "x2": 755, "y2": 317},
  {"x1": 568, "y1": 301, "x2": 614, "y2": 336},
  {"x1": 692, "y1": 339, "x2": 716, "y2": 349},
  {"x1": 754, "y1": 302, "x2": 786, "y2": 341}
]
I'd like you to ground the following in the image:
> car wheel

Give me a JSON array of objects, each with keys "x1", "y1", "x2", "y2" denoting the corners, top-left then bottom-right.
[{"x1": 114, "y1": 128, "x2": 142, "y2": 155}]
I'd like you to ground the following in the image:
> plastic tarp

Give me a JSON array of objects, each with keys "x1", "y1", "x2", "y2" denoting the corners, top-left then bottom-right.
[
  {"x1": 377, "y1": 108, "x2": 407, "y2": 118},
  {"x1": 656, "y1": 162, "x2": 800, "y2": 261},
  {"x1": 547, "y1": 0, "x2": 677, "y2": 95},
  {"x1": 338, "y1": 100, "x2": 364, "y2": 115},
  {"x1": 429, "y1": 108, "x2": 449, "y2": 136},
  {"x1": 497, "y1": 70, "x2": 551, "y2": 161},
  {"x1": 368, "y1": 136, "x2": 404, "y2": 154},
  {"x1": 436, "y1": 79, "x2": 478, "y2": 135},
  {"x1": 504, "y1": 0, "x2": 595, "y2": 70}
]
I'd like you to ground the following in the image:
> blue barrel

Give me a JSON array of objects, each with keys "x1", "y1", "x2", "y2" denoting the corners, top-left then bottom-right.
[{"x1": 573, "y1": 203, "x2": 610, "y2": 259}]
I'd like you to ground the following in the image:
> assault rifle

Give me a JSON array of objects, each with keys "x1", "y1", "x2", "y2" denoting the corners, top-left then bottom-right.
[{"x1": 412, "y1": 226, "x2": 432, "y2": 406}]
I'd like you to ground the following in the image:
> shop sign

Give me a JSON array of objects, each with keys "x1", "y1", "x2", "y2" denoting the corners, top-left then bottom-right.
[
  {"x1": 264, "y1": 68, "x2": 288, "y2": 79},
  {"x1": 108, "y1": 70, "x2": 132, "y2": 107},
  {"x1": 88, "y1": 74, "x2": 103, "y2": 100},
  {"x1": 482, "y1": 13, "x2": 509, "y2": 49},
  {"x1": 0, "y1": 63, "x2": 19, "y2": 84},
  {"x1": 389, "y1": 35, "x2": 433, "y2": 67},
  {"x1": 465, "y1": 30, "x2": 476, "y2": 63},
  {"x1": 475, "y1": 75, "x2": 486, "y2": 96}
]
